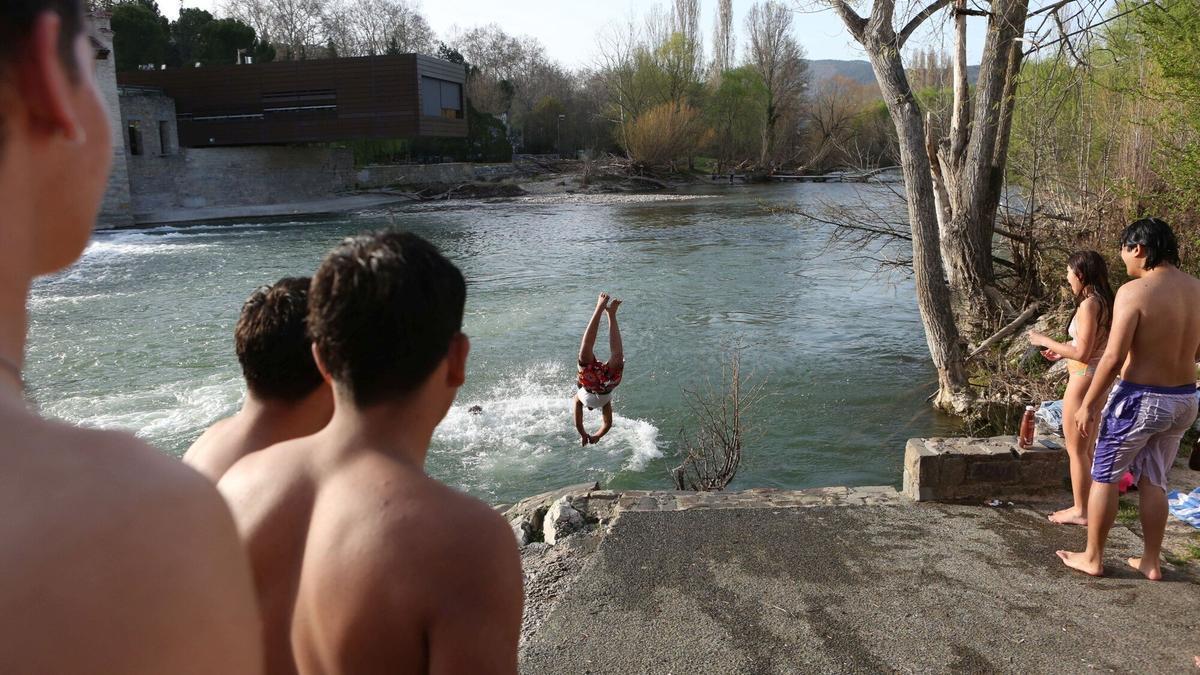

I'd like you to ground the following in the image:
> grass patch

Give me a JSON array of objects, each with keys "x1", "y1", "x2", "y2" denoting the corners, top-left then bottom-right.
[
  {"x1": 1116, "y1": 497, "x2": 1139, "y2": 526},
  {"x1": 1164, "y1": 537, "x2": 1200, "y2": 567}
]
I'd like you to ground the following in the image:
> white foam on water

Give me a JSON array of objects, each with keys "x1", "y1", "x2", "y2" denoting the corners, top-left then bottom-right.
[
  {"x1": 434, "y1": 361, "x2": 663, "y2": 480},
  {"x1": 39, "y1": 374, "x2": 244, "y2": 453},
  {"x1": 26, "y1": 292, "x2": 137, "y2": 309}
]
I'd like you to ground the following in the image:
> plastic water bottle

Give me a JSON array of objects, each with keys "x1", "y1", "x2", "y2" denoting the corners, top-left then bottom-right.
[{"x1": 1018, "y1": 405, "x2": 1036, "y2": 449}]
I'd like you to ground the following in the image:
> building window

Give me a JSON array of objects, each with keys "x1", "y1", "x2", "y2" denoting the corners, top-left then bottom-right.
[
  {"x1": 128, "y1": 122, "x2": 142, "y2": 156},
  {"x1": 158, "y1": 120, "x2": 170, "y2": 155},
  {"x1": 421, "y1": 76, "x2": 462, "y2": 119}
]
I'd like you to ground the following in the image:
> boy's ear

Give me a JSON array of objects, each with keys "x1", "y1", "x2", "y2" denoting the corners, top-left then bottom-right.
[
  {"x1": 446, "y1": 333, "x2": 469, "y2": 387},
  {"x1": 22, "y1": 13, "x2": 86, "y2": 141},
  {"x1": 311, "y1": 342, "x2": 332, "y2": 382}
]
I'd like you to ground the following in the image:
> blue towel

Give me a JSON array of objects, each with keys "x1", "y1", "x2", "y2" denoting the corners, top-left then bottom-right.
[
  {"x1": 1167, "y1": 487, "x2": 1200, "y2": 529},
  {"x1": 1035, "y1": 400, "x2": 1063, "y2": 435}
]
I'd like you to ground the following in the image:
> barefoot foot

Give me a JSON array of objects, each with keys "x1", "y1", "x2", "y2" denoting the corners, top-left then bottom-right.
[
  {"x1": 596, "y1": 292, "x2": 610, "y2": 309},
  {"x1": 1126, "y1": 556, "x2": 1162, "y2": 581},
  {"x1": 1056, "y1": 550, "x2": 1104, "y2": 576},
  {"x1": 1047, "y1": 507, "x2": 1088, "y2": 526},
  {"x1": 607, "y1": 298, "x2": 621, "y2": 314}
]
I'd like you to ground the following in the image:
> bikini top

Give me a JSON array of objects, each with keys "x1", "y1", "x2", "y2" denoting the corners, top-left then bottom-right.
[{"x1": 1068, "y1": 298, "x2": 1107, "y2": 363}]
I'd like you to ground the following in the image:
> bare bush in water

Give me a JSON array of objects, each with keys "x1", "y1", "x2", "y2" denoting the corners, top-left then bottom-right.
[{"x1": 671, "y1": 346, "x2": 765, "y2": 491}]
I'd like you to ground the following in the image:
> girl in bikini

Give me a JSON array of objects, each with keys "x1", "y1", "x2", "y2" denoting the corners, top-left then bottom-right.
[
  {"x1": 573, "y1": 292, "x2": 623, "y2": 446},
  {"x1": 1028, "y1": 250, "x2": 1114, "y2": 525}
]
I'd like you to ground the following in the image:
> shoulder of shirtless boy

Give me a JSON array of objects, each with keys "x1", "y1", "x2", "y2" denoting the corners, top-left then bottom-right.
[{"x1": 0, "y1": 410, "x2": 263, "y2": 675}]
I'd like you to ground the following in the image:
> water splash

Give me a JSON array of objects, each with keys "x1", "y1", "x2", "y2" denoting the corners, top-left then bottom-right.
[{"x1": 433, "y1": 361, "x2": 663, "y2": 497}]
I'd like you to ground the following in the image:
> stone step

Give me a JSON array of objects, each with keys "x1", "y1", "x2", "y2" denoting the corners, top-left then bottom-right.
[{"x1": 613, "y1": 485, "x2": 901, "y2": 512}]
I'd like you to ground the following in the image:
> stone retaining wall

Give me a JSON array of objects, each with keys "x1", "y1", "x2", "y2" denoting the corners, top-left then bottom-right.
[
  {"x1": 501, "y1": 484, "x2": 902, "y2": 547},
  {"x1": 128, "y1": 146, "x2": 356, "y2": 213},
  {"x1": 903, "y1": 435, "x2": 1068, "y2": 502},
  {"x1": 354, "y1": 162, "x2": 520, "y2": 188}
]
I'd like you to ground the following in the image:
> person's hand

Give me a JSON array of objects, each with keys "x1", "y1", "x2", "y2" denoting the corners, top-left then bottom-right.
[
  {"x1": 1027, "y1": 330, "x2": 1048, "y2": 348},
  {"x1": 1076, "y1": 405, "x2": 1094, "y2": 439},
  {"x1": 588, "y1": 434, "x2": 601, "y2": 444},
  {"x1": 580, "y1": 434, "x2": 591, "y2": 447},
  {"x1": 1041, "y1": 348, "x2": 1063, "y2": 362}
]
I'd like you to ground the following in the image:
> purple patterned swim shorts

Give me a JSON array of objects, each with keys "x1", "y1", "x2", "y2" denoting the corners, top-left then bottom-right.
[{"x1": 1091, "y1": 380, "x2": 1199, "y2": 490}]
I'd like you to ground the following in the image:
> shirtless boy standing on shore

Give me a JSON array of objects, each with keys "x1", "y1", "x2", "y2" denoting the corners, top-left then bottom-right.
[
  {"x1": 185, "y1": 277, "x2": 332, "y2": 482},
  {"x1": 0, "y1": 2, "x2": 262, "y2": 671},
  {"x1": 219, "y1": 232, "x2": 522, "y2": 674},
  {"x1": 1060, "y1": 218, "x2": 1200, "y2": 580}
]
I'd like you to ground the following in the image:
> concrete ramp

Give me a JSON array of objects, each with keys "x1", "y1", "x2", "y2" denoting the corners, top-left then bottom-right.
[{"x1": 521, "y1": 499, "x2": 1198, "y2": 674}]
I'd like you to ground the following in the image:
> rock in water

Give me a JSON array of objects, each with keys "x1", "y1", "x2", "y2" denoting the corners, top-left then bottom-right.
[{"x1": 543, "y1": 497, "x2": 585, "y2": 545}]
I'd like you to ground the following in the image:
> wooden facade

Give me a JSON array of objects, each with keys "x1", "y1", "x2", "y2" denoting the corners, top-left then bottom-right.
[{"x1": 117, "y1": 54, "x2": 467, "y2": 147}]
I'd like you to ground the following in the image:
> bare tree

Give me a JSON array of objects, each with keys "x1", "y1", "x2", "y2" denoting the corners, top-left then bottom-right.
[
  {"x1": 712, "y1": 0, "x2": 735, "y2": 74},
  {"x1": 746, "y1": 1, "x2": 809, "y2": 168},
  {"x1": 803, "y1": 75, "x2": 877, "y2": 171},
  {"x1": 671, "y1": 346, "x2": 765, "y2": 492},
  {"x1": 595, "y1": 19, "x2": 657, "y2": 153},
  {"x1": 222, "y1": 0, "x2": 275, "y2": 45},
  {"x1": 324, "y1": 0, "x2": 432, "y2": 56},
  {"x1": 223, "y1": 0, "x2": 326, "y2": 59},
  {"x1": 265, "y1": 0, "x2": 326, "y2": 59}
]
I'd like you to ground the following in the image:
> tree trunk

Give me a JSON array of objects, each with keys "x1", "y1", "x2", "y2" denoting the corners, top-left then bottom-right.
[
  {"x1": 939, "y1": 0, "x2": 1030, "y2": 341},
  {"x1": 864, "y1": 36, "x2": 970, "y2": 413}
]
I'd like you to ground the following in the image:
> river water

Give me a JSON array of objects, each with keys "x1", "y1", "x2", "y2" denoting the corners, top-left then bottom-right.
[{"x1": 25, "y1": 183, "x2": 959, "y2": 504}]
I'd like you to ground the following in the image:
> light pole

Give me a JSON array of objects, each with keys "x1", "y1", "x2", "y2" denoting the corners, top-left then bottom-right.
[{"x1": 556, "y1": 113, "x2": 565, "y2": 158}]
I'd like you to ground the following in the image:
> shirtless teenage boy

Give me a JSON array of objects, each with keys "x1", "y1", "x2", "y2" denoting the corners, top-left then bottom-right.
[
  {"x1": 185, "y1": 277, "x2": 332, "y2": 482},
  {"x1": 219, "y1": 231, "x2": 523, "y2": 675},
  {"x1": 574, "y1": 292, "x2": 624, "y2": 446},
  {"x1": 0, "y1": 3, "x2": 262, "y2": 672},
  {"x1": 1059, "y1": 218, "x2": 1200, "y2": 580}
]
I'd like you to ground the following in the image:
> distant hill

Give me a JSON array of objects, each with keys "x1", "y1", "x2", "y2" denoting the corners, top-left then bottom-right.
[{"x1": 806, "y1": 59, "x2": 980, "y2": 87}]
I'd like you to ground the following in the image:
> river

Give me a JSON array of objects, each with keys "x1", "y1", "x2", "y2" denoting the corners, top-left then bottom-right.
[{"x1": 26, "y1": 183, "x2": 960, "y2": 504}]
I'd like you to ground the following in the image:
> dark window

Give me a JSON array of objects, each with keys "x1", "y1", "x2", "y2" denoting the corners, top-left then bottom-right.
[
  {"x1": 421, "y1": 77, "x2": 463, "y2": 119},
  {"x1": 262, "y1": 89, "x2": 337, "y2": 113},
  {"x1": 128, "y1": 123, "x2": 142, "y2": 155},
  {"x1": 157, "y1": 121, "x2": 169, "y2": 155}
]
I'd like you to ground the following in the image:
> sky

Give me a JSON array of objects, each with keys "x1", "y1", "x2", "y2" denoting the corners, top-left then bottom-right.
[{"x1": 162, "y1": 0, "x2": 993, "y2": 68}]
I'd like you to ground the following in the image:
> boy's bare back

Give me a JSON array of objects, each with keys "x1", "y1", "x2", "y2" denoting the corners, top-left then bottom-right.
[
  {"x1": 0, "y1": 403, "x2": 263, "y2": 674},
  {"x1": 1112, "y1": 266, "x2": 1200, "y2": 386},
  {"x1": 220, "y1": 431, "x2": 522, "y2": 675}
]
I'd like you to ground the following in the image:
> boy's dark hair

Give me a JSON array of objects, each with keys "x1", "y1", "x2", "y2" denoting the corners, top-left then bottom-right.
[
  {"x1": 1, "y1": 0, "x2": 83, "y2": 76},
  {"x1": 309, "y1": 231, "x2": 466, "y2": 408},
  {"x1": 235, "y1": 277, "x2": 324, "y2": 401},
  {"x1": 1, "y1": 0, "x2": 85, "y2": 149},
  {"x1": 1122, "y1": 217, "x2": 1180, "y2": 270}
]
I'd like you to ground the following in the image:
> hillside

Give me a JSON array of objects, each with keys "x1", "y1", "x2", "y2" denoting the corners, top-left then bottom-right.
[{"x1": 807, "y1": 58, "x2": 980, "y2": 86}]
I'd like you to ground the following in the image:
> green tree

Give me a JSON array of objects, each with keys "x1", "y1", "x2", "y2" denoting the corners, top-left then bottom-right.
[
  {"x1": 170, "y1": 7, "x2": 213, "y2": 66},
  {"x1": 706, "y1": 66, "x2": 768, "y2": 171},
  {"x1": 199, "y1": 18, "x2": 260, "y2": 65},
  {"x1": 111, "y1": 1, "x2": 169, "y2": 71},
  {"x1": 1132, "y1": 0, "x2": 1200, "y2": 212},
  {"x1": 523, "y1": 96, "x2": 567, "y2": 154}
]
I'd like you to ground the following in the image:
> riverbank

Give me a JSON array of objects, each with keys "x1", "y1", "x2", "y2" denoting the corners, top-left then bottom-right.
[
  {"x1": 125, "y1": 158, "x2": 707, "y2": 227},
  {"x1": 513, "y1": 455, "x2": 1200, "y2": 671}
]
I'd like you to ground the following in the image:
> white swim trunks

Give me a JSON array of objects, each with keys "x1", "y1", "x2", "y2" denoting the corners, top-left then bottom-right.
[{"x1": 577, "y1": 388, "x2": 613, "y2": 410}]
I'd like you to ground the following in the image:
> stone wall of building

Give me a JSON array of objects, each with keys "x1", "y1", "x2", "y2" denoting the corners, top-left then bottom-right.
[
  {"x1": 119, "y1": 87, "x2": 178, "y2": 158},
  {"x1": 89, "y1": 13, "x2": 134, "y2": 229},
  {"x1": 126, "y1": 146, "x2": 356, "y2": 214}
]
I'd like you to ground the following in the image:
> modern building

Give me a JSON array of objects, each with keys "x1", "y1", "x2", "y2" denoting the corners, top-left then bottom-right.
[
  {"x1": 116, "y1": 55, "x2": 467, "y2": 147},
  {"x1": 86, "y1": 14, "x2": 469, "y2": 229}
]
